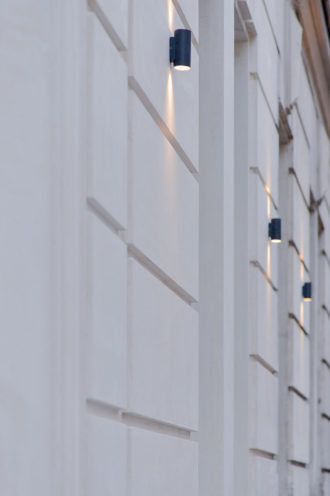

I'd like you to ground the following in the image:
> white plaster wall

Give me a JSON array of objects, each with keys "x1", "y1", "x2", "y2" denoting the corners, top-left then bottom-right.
[{"x1": 0, "y1": 1, "x2": 55, "y2": 493}]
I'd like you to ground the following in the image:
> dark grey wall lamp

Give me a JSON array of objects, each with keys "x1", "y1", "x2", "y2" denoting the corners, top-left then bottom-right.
[
  {"x1": 170, "y1": 29, "x2": 191, "y2": 71},
  {"x1": 268, "y1": 218, "x2": 282, "y2": 243},
  {"x1": 302, "y1": 282, "x2": 312, "y2": 301}
]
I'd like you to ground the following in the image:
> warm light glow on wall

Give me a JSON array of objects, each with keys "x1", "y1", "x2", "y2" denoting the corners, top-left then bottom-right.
[{"x1": 167, "y1": 0, "x2": 174, "y2": 31}]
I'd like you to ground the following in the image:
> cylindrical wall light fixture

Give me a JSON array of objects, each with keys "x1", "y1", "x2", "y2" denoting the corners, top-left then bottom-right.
[
  {"x1": 302, "y1": 282, "x2": 312, "y2": 301},
  {"x1": 268, "y1": 218, "x2": 282, "y2": 243},
  {"x1": 169, "y1": 29, "x2": 191, "y2": 70}
]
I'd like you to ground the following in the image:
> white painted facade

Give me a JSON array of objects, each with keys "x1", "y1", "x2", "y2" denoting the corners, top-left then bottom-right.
[{"x1": 0, "y1": 1, "x2": 329, "y2": 495}]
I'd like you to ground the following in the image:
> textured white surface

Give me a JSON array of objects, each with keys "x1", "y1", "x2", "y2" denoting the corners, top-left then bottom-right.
[
  {"x1": 129, "y1": 428, "x2": 198, "y2": 496},
  {"x1": 249, "y1": 455, "x2": 278, "y2": 496},
  {"x1": 290, "y1": 465, "x2": 309, "y2": 496},
  {"x1": 249, "y1": 268, "x2": 279, "y2": 372},
  {"x1": 249, "y1": 361, "x2": 278, "y2": 454},
  {"x1": 288, "y1": 392, "x2": 310, "y2": 464},
  {"x1": 87, "y1": 212, "x2": 127, "y2": 408},
  {"x1": 88, "y1": 15, "x2": 127, "y2": 228},
  {"x1": 128, "y1": 92, "x2": 198, "y2": 299},
  {"x1": 128, "y1": 259, "x2": 198, "y2": 429},
  {"x1": 130, "y1": 0, "x2": 199, "y2": 169},
  {"x1": 87, "y1": 416, "x2": 127, "y2": 496},
  {"x1": 289, "y1": 322, "x2": 310, "y2": 399}
]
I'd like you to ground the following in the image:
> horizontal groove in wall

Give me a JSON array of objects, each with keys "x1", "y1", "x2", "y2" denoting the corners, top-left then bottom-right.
[
  {"x1": 172, "y1": 0, "x2": 198, "y2": 49},
  {"x1": 128, "y1": 76, "x2": 199, "y2": 177},
  {"x1": 87, "y1": 197, "x2": 126, "y2": 235},
  {"x1": 250, "y1": 260, "x2": 278, "y2": 291},
  {"x1": 289, "y1": 460, "x2": 307, "y2": 468},
  {"x1": 122, "y1": 412, "x2": 191, "y2": 439},
  {"x1": 250, "y1": 448, "x2": 276, "y2": 460},
  {"x1": 321, "y1": 249, "x2": 330, "y2": 268},
  {"x1": 288, "y1": 240, "x2": 309, "y2": 273},
  {"x1": 322, "y1": 358, "x2": 330, "y2": 371},
  {"x1": 88, "y1": 0, "x2": 127, "y2": 52},
  {"x1": 261, "y1": 0, "x2": 280, "y2": 55},
  {"x1": 289, "y1": 313, "x2": 309, "y2": 336},
  {"x1": 250, "y1": 354, "x2": 277, "y2": 374},
  {"x1": 293, "y1": 103, "x2": 311, "y2": 150},
  {"x1": 249, "y1": 166, "x2": 278, "y2": 210},
  {"x1": 86, "y1": 398, "x2": 123, "y2": 421},
  {"x1": 128, "y1": 243, "x2": 198, "y2": 306},
  {"x1": 321, "y1": 305, "x2": 330, "y2": 319},
  {"x1": 250, "y1": 73, "x2": 278, "y2": 132},
  {"x1": 85, "y1": 399, "x2": 193, "y2": 439},
  {"x1": 288, "y1": 386, "x2": 308, "y2": 402},
  {"x1": 322, "y1": 468, "x2": 330, "y2": 473},
  {"x1": 289, "y1": 167, "x2": 311, "y2": 212}
]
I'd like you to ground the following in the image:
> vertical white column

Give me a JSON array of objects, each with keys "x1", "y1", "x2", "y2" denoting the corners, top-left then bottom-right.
[
  {"x1": 234, "y1": 39, "x2": 250, "y2": 496},
  {"x1": 199, "y1": 0, "x2": 235, "y2": 495}
]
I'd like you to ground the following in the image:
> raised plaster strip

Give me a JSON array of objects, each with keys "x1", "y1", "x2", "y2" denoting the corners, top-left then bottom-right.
[
  {"x1": 250, "y1": 354, "x2": 277, "y2": 374},
  {"x1": 122, "y1": 412, "x2": 191, "y2": 439},
  {"x1": 128, "y1": 76, "x2": 199, "y2": 177},
  {"x1": 250, "y1": 166, "x2": 278, "y2": 210},
  {"x1": 288, "y1": 385, "x2": 308, "y2": 402},
  {"x1": 250, "y1": 260, "x2": 278, "y2": 291},
  {"x1": 289, "y1": 167, "x2": 311, "y2": 212},
  {"x1": 250, "y1": 72, "x2": 278, "y2": 132},
  {"x1": 288, "y1": 312, "x2": 309, "y2": 336},
  {"x1": 88, "y1": 0, "x2": 127, "y2": 52},
  {"x1": 86, "y1": 398, "x2": 122, "y2": 421},
  {"x1": 249, "y1": 448, "x2": 276, "y2": 460},
  {"x1": 87, "y1": 197, "x2": 126, "y2": 239},
  {"x1": 288, "y1": 240, "x2": 309, "y2": 274},
  {"x1": 293, "y1": 102, "x2": 311, "y2": 150},
  {"x1": 127, "y1": 243, "x2": 198, "y2": 306},
  {"x1": 289, "y1": 460, "x2": 308, "y2": 468}
]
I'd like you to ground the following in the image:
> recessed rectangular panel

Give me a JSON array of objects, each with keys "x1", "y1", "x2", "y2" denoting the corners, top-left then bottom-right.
[
  {"x1": 87, "y1": 416, "x2": 127, "y2": 496},
  {"x1": 249, "y1": 360, "x2": 278, "y2": 454},
  {"x1": 288, "y1": 321, "x2": 310, "y2": 399},
  {"x1": 289, "y1": 246, "x2": 310, "y2": 333},
  {"x1": 128, "y1": 259, "x2": 198, "y2": 429},
  {"x1": 288, "y1": 391, "x2": 309, "y2": 464},
  {"x1": 321, "y1": 418, "x2": 330, "y2": 470},
  {"x1": 129, "y1": 428, "x2": 198, "y2": 496},
  {"x1": 292, "y1": 109, "x2": 310, "y2": 205},
  {"x1": 250, "y1": 173, "x2": 279, "y2": 288},
  {"x1": 130, "y1": 0, "x2": 199, "y2": 169},
  {"x1": 290, "y1": 464, "x2": 309, "y2": 496},
  {"x1": 88, "y1": 15, "x2": 127, "y2": 228},
  {"x1": 320, "y1": 362, "x2": 330, "y2": 418},
  {"x1": 290, "y1": 177, "x2": 310, "y2": 269},
  {"x1": 249, "y1": 267, "x2": 278, "y2": 372},
  {"x1": 87, "y1": 212, "x2": 127, "y2": 408},
  {"x1": 249, "y1": 82, "x2": 279, "y2": 207},
  {"x1": 250, "y1": 5, "x2": 278, "y2": 120},
  {"x1": 128, "y1": 92, "x2": 198, "y2": 300},
  {"x1": 249, "y1": 455, "x2": 278, "y2": 496}
]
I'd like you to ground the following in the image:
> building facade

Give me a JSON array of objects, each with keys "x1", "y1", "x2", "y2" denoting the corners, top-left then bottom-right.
[{"x1": 0, "y1": 0, "x2": 329, "y2": 495}]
